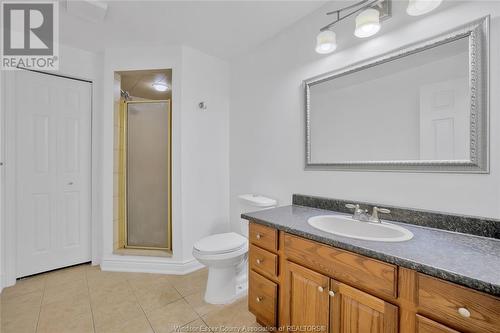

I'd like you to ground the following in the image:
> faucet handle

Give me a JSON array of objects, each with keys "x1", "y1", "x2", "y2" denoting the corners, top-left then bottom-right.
[
  {"x1": 345, "y1": 203, "x2": 359, "y2": 210},
  {"x1": 370, "y1": 207, "x2": 391, "y2": 223},
  {"x1": 376, "y1": 207, "x2": 391, "y2": 214}
]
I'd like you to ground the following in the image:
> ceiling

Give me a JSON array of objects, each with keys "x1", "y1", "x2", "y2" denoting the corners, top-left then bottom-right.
[
  {"x1": 59, "y1": 0, "x2": 327, "y2": 60},
  {"x1": 118, "y1": 69, "x2": 172, "y2": 100}
]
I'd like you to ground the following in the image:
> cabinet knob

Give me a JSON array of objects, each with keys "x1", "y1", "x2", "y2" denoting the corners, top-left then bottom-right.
[
  {"x1": 256, "y1": 259, "x2": 263, "y2": 264},
  {"x1": 318, "y1": 286, "x2": 324, "y2": 292},
  {"x1": 256, "y1": 297, "x2": 263, "y2": 302},
  {"x1": 328, "y1": 290, "x2": 335, "y2": 297},
  {"x1": 256, "y1": 234, "x2": 262, "y2": 239},
  {"x1": 458, "y1": 307, "x2": 471, "y2": 318}
]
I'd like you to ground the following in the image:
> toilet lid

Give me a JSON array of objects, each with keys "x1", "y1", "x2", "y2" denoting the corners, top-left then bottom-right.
[{"x1": 194, "y1": 232, "x2": 248, "y2": 254}]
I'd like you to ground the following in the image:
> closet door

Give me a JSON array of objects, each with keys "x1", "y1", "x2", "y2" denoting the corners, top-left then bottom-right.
[{"x1": 15, "y1": 70, "x2": 92, "y2": 277}]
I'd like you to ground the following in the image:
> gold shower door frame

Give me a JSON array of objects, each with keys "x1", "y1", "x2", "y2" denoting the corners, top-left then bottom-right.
[{"x1": 119, "y1": 100, "x2": 172, "y2": 251}]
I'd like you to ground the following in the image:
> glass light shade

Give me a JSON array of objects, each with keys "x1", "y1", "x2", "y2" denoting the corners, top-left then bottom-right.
[
  {"x1": 315, "y1": 30, "x2": 337, "y2": 54},
  {"x1": 407, "y1": 0, "x2": 442, "y2": 16},
  {"x1": 354, "y1": 8, "x2": 381, "y2": 38},
  {"x1": 152, "y1": 82, "x2": 168, "y2": 92}
]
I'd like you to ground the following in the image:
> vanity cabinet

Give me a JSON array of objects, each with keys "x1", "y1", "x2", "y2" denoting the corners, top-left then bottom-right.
[
  {"x1": 247, "y1": 221, "x2": 500, "y2": 333},
  {"x1": 415, "y1": 316, "x2": 460, "y2": 333},
  {"x1": 284, "y1": 256, "x2": 398, "y2": 333},
  {"x1": 249, "y1": 270, "x2": 278, "y2": 328},
  {"x1": 415, "y1": 274, "x2": 500, "y2": 333},
  {"x1": 329, "y1": 279, "x2": 398, "y2": 333},
  {"x1": 285, "y1": 261, "x2": 330, "y2": 328}
]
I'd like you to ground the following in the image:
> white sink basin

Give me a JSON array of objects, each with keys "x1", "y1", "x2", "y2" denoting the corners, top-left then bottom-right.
[{"x1": 307, "y1": 214, "x2": 413, "y2": 242}]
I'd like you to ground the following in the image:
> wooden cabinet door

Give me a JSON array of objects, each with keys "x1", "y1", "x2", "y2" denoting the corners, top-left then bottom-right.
[
  {"x1": 415, "y1": 315, "x2": 461, "y2": 333},
  {"x1": 330, "y1": 279, "x2": 398, "y2": 333},
  {"x1": 285, "y1": 261, "x2": 330, "y2": 332}
]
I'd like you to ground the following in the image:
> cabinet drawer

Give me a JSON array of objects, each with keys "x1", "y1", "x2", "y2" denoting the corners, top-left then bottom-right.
[
  {"x1": 418, "y1": 274, "x2": 500, "y2": 333},
  {"x1": 284, "y1": 233, "x2": 397, "y2": 298},
  {"x1": 249, "y1": 244, "x2": 278, "y2": 279},
  {"x1": 249, "y1": 270, "x2": 277, "y2": 327},
  {"x1": 249, "y1": 223, "x2": 278, "y2": 252},
  {"x1": 416, "y1": 315, "x2": 461, "y2": 333}
]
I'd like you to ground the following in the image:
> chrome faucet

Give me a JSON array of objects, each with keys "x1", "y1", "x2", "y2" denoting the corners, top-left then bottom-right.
[
  {"x1": 345, "y1": 203, "x2": 370, "y2": 221},
  {"x1": 369, "y1": 206, "x2": 391, "y2": 223},
  {"x1": 345, "y1": 204, "x2": 391, "y2": 223}
]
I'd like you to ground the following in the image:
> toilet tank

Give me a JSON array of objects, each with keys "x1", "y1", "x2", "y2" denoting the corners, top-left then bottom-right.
[{"x1": 238, "y1": 194, "x2": 277, "y2": 237}]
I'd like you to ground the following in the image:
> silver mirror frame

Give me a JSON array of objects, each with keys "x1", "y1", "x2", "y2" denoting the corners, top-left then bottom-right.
[{"x1": 305, "y1": 16, "x2": 489, "y2": 173}]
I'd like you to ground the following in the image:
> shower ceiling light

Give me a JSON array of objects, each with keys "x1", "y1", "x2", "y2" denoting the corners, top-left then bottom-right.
[
  {"x1": 152, "y1": 82, "x2": 168, "y2": 92},
  {"x1": 354, "y1": 8, "x2": 381, "y2": 38},
  {"x1": 407, "y1": 0, "x2": 442, "y2": 16}
]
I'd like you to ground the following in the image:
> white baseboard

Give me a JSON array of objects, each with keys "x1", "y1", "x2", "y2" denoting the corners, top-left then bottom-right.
[
  {"x1": 100, "y1": 255, "x2": 204, "y2": 275},
  {"x1": 0, "y1": 272, "x2": 16, "y2": 292}
]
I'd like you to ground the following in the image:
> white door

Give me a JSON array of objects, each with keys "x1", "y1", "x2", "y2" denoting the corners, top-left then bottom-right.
[
  {"x1": 15, "y1": 70, "x2": 91, "y2": 277},
  {"x1": 419, "y1": 78, "x2": 470, "y2": 160}
]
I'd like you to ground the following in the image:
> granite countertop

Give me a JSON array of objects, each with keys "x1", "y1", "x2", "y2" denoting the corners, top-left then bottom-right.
[{"x1": 242, "y1": 205, "x2": 500, "y2": 296}]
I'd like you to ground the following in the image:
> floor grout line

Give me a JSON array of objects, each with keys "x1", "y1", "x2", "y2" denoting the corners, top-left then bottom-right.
[
  {"x1": 85, "y1": 266, "x2": 97, "y2": 333},
  {"x1": 34, "y1": 276, "x2": 47, "y2": 333},
  {"x1": 199, "y1": 316, "x2": 214, "y2": 333},
  {"x1": 125, "y1": 276, "x2": 158, "y2": 333}
]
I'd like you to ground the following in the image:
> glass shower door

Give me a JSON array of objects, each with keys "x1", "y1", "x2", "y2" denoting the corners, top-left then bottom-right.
[{"x1": 125, "y1": 100, "x2": 171, "y2": 250}]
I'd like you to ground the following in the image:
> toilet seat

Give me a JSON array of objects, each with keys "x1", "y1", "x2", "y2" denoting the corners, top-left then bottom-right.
[{"x1": 193, "y1": 232, "x2": 247, "y2": 255}]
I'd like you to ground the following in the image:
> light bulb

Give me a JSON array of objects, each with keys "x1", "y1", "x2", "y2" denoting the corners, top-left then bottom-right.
[
  {"x1": 407, "y1": 0, "x2": 442, "y2": 16},
  {"x1": 152, "y1": 82, "x2": 168, "y2": 92},
  {"x1": 354, "y1": 8, "x2": 381, "y2": 38},
  {"x1": 315, "y1": 30, "x2": 337, "y2": 54}
]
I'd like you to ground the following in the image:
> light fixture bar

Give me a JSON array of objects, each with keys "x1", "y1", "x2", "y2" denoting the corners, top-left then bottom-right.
[
  {"x1": 320, "y1": 0, "x2": 391, "y2": 32},
  {"x1": 325, "y1": 0, "x2": 371, "y2": 16}
]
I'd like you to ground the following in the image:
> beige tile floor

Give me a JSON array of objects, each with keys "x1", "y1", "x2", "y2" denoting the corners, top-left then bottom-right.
[{"x1": 0, "y1": 264, "x2": 261, "y2": 333}]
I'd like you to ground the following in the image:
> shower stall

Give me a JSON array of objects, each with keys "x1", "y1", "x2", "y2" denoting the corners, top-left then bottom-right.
[{"x1": 119, "y1": 100, "x2": 172, "y2": 251}]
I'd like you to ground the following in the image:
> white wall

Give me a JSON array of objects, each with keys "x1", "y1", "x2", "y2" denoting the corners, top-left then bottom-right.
[
  {"x1": 229, "y1": 0, "x2": 500, "y2": 232},
  {"x1": 0, "y1": 44, "x2": 103, "y2": 289},
  {"x1": 180, "y1": 46, "x2": 230, "y2": 258},
  {"x1": 101, "y1": 45, "x2": 230, "y2": 272}
]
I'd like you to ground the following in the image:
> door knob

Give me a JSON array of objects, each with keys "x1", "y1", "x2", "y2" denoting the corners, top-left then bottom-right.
[
  {"x1": 256, "y1": 296, "x2": 263, "y2": 302},
  {"x1": 256, "y1": 259, "x2": 263, "y2": 264},
  {"x1": 256, "y1": 234, "x2": 262, "y2": 239},
  {"x1": 328, "y1": 290, "x2": 335, "y2": 297},
  {"x1": 318, "y1": 286, "x2": 324, "y2": 292}
]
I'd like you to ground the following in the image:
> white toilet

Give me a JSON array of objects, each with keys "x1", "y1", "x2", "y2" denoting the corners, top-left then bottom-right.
[{"x1": 192, "y1": 194, "x2": 277, "y2": 304}]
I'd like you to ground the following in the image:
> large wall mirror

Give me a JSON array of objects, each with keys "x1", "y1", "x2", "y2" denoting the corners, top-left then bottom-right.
[{"x1": 305, "y1": 17, "x2": 489, "y2": 172}]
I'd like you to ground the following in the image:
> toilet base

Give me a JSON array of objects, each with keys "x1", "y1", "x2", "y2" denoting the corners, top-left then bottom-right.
[{"x1": 204, "y1": 261, "x2": 248, "y2": 304}]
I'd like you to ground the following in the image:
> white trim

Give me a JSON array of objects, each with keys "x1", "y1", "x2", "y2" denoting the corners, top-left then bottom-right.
[
  {"x1": 3, "y1": 70, "x2": 17, "y2": 289},
  {"x1": 100, "y1": 255, "x2": 204, "y2": 275}
]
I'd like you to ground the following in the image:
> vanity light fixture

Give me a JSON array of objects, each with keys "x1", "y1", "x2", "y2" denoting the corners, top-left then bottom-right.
[
  {"x1": 354, "y1": 8, "x2": 381, "y2": 38},
  {"x1": 152, "y1": 82, "x2": 168, "y2": 92},
  {"x1": 315, "y1": 30, "x2": 337, "y2": 54},
  {"x1": 315, "y1": 0, "x2": 443, "y2": 54},
  {"x1": 315, "y1": 0, "x2": 391, "y2": 54},
  {"x1": 406, "y1": 0, "x2": 442, "y2": 16}
]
